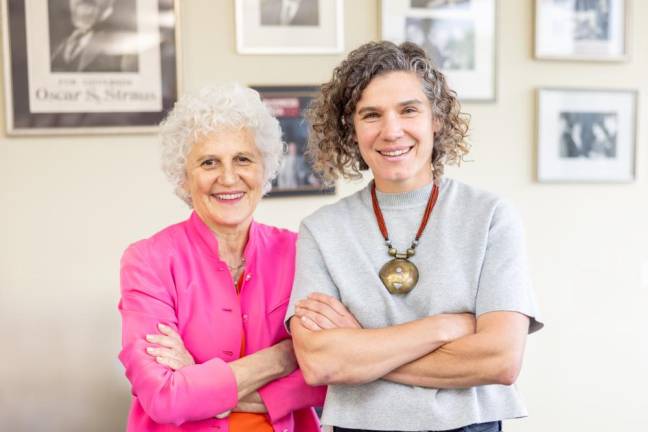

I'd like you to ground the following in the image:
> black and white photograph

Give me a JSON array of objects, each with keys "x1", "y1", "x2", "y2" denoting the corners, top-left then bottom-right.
[
  {"x1": 48, "y1": 0, "x2": 139, "y2": 73},
  {"x1": 535, "y1": 0, "x2": 627, "y2": 61},
  {"x1": 236, "y1": 0, "x2": 342, "y2": 54},
  {"x1": 260, "y1": 0, "x2": 319, "y2": 26},
  {"x1": 382, "y1": 0, "x2": 495, "y2": 101},
  {"x1": 405, "y1": 17, "x2": 474, "y2": 70},
  {"x1": 1, "y1": 0, "x2": 180, "y2": 135},
  {"x1": 537, "y1": 88, "x2": 636, "y2": 182},
  {"x1": 253, "y1": 86, "x2": 335, "y2": 196},
  {"x1": 410, "y1": 0, "x2": 471, "y2": 9},
  {"x1": 572, "y1": 0, "x2": 610, "y2": 40},
  {"x1": 558, "y1": 112, "x2": 617, "y2": 159}
]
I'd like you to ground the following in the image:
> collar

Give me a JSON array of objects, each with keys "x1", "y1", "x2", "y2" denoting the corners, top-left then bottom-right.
[{"x1": 187, "y1": 211, "x2": 258, "y2": 263}]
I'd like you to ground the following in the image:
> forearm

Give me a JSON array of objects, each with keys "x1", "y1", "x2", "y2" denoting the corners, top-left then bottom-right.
[
  {"x1": 291, "y1": 314, "x2": 455, "y2": 385},
  {"x1": 385, "y1": 312, "x2": 529, "y2": 388},
  {"x1": 229, "y1": 344, "x2": 292, "y2": 399}
]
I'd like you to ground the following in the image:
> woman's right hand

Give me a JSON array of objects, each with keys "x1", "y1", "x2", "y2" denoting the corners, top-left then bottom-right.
[{"x1": 145, "y1": 323, "x2": 195, "y2": 370}]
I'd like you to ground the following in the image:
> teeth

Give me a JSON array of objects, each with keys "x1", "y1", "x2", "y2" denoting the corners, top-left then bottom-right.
[
  {"x1": 215, "y1": 193, "x2": 244, "y2": 200},
  {"x1": 381, "y1": 148, "x2": 409, "y2": 157}
]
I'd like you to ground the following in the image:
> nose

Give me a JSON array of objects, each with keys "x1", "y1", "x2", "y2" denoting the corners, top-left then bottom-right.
[
  {"x1": 382, "y1": 112, "x2": 404, "y2": 142},
  {"x1": 218, "y1": 163, "x2": 238, "y2": 186}
]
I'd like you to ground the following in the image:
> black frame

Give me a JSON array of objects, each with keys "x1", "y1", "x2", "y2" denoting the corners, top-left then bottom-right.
[{"x1": 1, "y1": 0, "x2": 180, "y2": 135}]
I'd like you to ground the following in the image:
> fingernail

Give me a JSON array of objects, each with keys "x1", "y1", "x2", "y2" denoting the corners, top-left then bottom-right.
[
  {"x1": 158, "y1": 323, "x2": 167, "y2": 330},
  {"x1": 146, "y1": 335, "x2": 154, "y2": 341},
  {"x1": 146, "y1": 347, "x2": 154, "y2": 353}
]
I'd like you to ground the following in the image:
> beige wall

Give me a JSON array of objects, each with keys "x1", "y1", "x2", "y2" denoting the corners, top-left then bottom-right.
[{"x1": 1, "y1": 0, "x2": 647, "y2": 430}]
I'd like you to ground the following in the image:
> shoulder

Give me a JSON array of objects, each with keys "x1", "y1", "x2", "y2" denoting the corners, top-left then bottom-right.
[
  {"x1": 301, "y1": 187, "x2": 367, "y2": 233},
  {"x1": 121, "y1": 218, "x2": 190, "y2": 265},
  {"x1": 439, "y1": 177, "x2": 519, "y2": 224},
  {"x1": 252, "y1": 222, "x2": 297, "y2": 251}
]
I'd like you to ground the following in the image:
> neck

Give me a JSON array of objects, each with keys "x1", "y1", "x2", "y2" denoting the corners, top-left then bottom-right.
[
  {"x1": 208, "y1": 218, "x2": 252, "y2": 264},
  {"x1": 374, "y1": 176, "x2": 434, "y2": 194}
]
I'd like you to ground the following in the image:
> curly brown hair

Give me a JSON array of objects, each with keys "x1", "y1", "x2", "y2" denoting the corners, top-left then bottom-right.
[{"x1": 307, "y1": 41, "x2": 470, "y2": 185}]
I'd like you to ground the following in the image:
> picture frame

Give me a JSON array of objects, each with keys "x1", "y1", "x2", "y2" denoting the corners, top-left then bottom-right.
[
  {"x1": 537, "y1": 88, "x2": 637, "y2": 183},
  {"x1": 235, "y1": 0, "x2": 343, "y2": 54},
  {"x1": 535, "y1": 0, "x2": 628, "y2": 61},
  {"x1": 1, "y1": 0, "x2": 180, "y2": 135},
  {"x1": 253, "y1": 85, "x2": 335, "y2": 197},
  {"x1": 380, "y1": 0, "x2": 497, "y2": 102}
]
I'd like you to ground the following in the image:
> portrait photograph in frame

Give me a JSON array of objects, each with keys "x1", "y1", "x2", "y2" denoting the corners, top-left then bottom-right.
[
  {"x1": 253, "y1": 86, "x2": 335, "y2": 197},
  {"x1": 537, "y1": 88, "x2": 637, "y2": 183},
  {"x1": 236, "y1": 0, "x2": 343, "y2": 54},
  {"x1": 1, "y1": 0, "x2": 180, "y2": 135},
  {"x1": 535, "y1": 0, "x2": 628, "y2": 61},
  {"x1": 380, "y1": 0, "x2": 497, "y2": 101}
]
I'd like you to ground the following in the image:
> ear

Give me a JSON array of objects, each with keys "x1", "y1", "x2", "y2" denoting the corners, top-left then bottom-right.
[{"x1": 432, "y1": 117, "x2": 442, "y2": 134}]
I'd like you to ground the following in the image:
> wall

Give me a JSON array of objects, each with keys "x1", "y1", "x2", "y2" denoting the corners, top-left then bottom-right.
[{"x1": 1, "y1": 0, "x2": 646, "y2": 430}]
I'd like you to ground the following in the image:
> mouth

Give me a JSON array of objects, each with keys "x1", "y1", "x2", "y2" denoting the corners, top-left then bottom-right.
[
  {"x1": 211, "y1": 192, "x2": 245, "y2": 203},
  {"x1": 377, "y1": 146, "x2": 414, "y2": 159}
]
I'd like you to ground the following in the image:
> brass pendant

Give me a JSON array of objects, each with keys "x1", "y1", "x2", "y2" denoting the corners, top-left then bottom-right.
[{"x1": 379, "y1": 258, "x2": 419, "y2": 294}]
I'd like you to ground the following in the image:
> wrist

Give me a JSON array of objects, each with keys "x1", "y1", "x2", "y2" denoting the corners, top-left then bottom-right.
[{"x1": 425, "y1": 315, "x2": 453, "y2": 345}]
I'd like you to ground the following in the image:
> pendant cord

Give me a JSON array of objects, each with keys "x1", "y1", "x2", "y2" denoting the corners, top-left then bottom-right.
[{"x1": 370, "y1": 181, "x2": 440, "y2": 246}]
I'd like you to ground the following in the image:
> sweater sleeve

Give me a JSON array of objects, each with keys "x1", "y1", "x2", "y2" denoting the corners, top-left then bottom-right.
[
  {"x1": 475, "y1": 200, "x2": 543, "y2": 333},
  {"x1": 118, "y1": 242, "x2": 239, "y2": 426},
  {"x1": 285, "y1": 223, "x2": 341, "y2": 330}
]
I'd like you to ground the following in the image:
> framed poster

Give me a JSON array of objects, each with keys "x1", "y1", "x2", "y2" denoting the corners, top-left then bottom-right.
[
  {"x1": 236, "y1": 0, "x2": 343, "y2": 54},
  {"x1": 537, "y1": 88, "x2": 637, "y2": 183},
  {"x1": 535, "y1": 0, "x2": 627, "y2": 61},
  {"x1": 253, "y1": 86, "x2": 335, "y2": 197},
  {"x1": 1, "y1": 0, "x2": 180, "y2": 135},
  {"x1": 381, "y1": 0, "x2": 497, "y2": 102}
]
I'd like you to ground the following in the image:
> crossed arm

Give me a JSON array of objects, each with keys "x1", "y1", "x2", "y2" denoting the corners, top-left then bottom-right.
[
  {"x1": 146, "y1": 324, "x2": 296, "y2": 415},
  {"x1": 291, "y1": 293, "x2": 529, "y2": 388}
]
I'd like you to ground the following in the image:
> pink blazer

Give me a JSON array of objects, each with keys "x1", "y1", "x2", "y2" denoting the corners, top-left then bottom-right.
[{"x1": 119, "y1": 212, "x2": 326, "y2": 431}]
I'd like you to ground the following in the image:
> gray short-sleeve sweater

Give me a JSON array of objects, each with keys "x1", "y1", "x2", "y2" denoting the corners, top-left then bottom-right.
[{"x1": 286, "y1": 178, "x2": 543, "y2": 431}]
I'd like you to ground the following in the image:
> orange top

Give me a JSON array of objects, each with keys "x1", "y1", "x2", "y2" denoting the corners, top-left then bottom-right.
[{"x1": 229, "y1": 272, "x2": 273, "y2": 432}]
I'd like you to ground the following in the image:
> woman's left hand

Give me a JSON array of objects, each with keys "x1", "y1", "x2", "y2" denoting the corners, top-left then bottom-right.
[
  {"x1": 295, "y1": 292, "x2": 362, "y2": 331},
  {"x1": 145, "y1": 323, "x2": 195, "y2": 370}
]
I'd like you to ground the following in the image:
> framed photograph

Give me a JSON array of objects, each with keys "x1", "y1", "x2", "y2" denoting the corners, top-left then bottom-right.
[
  {"x1": 381, "y1": 0, "x2": 497, "y2": 102},
  {"x1": 253, "y1": 86, "x2": 335, "y2": 197},
  {"x1": 1, "y1": 0, "x2": 180, "y2": 135},
  {"x1": 236, "y1": 0, "x2": 343, "y2": 54},
  {"x1": 537, "y1": 88, "x2": 637, "y2": 183},
  {"x1": 535, "y1": 0, "x2": 628, "y2": 61}
]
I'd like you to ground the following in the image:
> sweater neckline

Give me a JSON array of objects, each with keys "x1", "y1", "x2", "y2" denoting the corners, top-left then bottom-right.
[{"x1": 369, "y1": 179, "x2": 443, "y2": 210}]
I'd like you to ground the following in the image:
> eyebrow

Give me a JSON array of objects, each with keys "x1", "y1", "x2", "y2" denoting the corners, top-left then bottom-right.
[{"x1": 356, "y1": 99, "x2": 424, "y2": 115}]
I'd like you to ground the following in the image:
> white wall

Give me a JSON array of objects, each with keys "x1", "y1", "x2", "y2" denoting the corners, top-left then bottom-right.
[{"x1": 1, "y1": 1, "x2": 647, "y2": 430}]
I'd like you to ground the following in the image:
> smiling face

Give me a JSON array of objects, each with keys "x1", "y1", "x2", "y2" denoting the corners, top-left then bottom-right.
[
  {"x1": 353, "y1": 71, "x2": 439, "y2": 193},
  {"x1": 183, "y1": 128, "x2": 264, "y2": 233}
]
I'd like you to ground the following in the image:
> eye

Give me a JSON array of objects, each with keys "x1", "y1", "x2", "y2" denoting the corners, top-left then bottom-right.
[
  {"x1": 235, "y1": 155, "x2": 253, "y2": 165},
  {"x1": 362, "y1": 112, "x2": 380, "y2": 120},
  {"x1": 200, "y1": 159, "x2": 217, "y2": 169},
  {"x1": 402, "y1": 106, "x2": 419, "y2": 116}
]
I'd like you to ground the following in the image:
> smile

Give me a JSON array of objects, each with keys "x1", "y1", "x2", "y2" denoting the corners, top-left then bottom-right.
[
  {"x1": 212, "y1": 192, "x2": 245, "y2": 201},
  {"x1": 378, "y1": 146, "x2": 413, "y2": 157}
]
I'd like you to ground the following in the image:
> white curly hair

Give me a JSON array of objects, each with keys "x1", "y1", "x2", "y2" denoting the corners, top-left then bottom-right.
[{"x1": 160, "y1": 84, "x2": 283, "y2": 206}]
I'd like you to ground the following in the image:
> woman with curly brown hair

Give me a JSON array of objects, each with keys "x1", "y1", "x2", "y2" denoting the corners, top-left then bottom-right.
[{"x1": 285, "y1": 41, "x2": 543, "y2": 432}]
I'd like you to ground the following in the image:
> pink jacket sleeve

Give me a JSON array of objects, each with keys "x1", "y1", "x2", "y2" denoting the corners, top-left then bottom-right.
[
  {"x1": 258, "y1": 368, "x2": 326, "y2": 423},
  {"x1": 118, "y1": 242, "x2": 239, "y2": 426}
]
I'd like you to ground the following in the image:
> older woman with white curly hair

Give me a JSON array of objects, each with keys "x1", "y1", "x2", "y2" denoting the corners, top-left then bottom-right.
[{"x1": 118, "y1": 84, "x2": 325, "y2": 432}]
